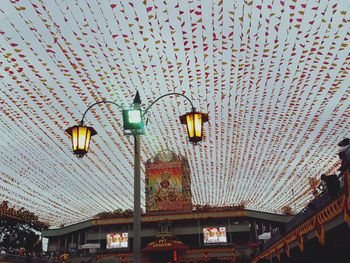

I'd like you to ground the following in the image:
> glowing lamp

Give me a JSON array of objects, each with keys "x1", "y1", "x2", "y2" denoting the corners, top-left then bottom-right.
[
  {"x1": 180, "y1": 111, "x2": 208, "y2": 145},
  {"x1": 65, "y1": 125, "x2": 97, "y2": 158},
  {"x1": 122, "y1": 109, "x2": 144, "y2": 131}
]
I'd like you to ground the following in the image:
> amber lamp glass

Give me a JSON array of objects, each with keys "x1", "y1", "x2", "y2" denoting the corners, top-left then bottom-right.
[
  {"x1": 180, "y1": 111, "x2": 208, "y2": 145},
  {"x1": 65, "y1": 125, "x2": 97, "y2": 157}
]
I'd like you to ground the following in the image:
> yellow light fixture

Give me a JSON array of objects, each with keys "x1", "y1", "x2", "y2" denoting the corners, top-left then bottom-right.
[
  {"x1": 180, "y1": 111, "x2": 208, "y2": 145},
  {"x1": 65, "y1": 125, "x2": 97, "y2": 157}
]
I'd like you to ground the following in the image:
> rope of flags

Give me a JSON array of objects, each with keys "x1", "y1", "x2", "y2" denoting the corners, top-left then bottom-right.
[{"x1": 0, "y1": 0, "x2": 349, "y2": 226}]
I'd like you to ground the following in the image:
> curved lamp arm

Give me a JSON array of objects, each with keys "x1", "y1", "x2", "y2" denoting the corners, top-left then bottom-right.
[
  {"x1": 142, "y1": 92, "x2": 195, "y2": 117},
  {"x1": 80, "y1": 100, "x2": 124, "y2": 125}
]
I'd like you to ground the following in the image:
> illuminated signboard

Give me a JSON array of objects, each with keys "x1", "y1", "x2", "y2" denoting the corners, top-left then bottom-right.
[
  {"x1": 203, "y1": 227, "x2": 227, "y2": 244},
  {"x1": 106, "y1": 233, "x2": 128, "y2": 249}
]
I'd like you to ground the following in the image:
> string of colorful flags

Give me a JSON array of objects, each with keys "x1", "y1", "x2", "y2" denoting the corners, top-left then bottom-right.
[{"x1": 0, "y1": 0, "x2": 349, "y2": 226}]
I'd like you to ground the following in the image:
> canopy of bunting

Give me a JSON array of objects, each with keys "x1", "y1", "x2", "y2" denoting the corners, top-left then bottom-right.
[{"x1": 0, "y1": 0, "x2": 349, "y2": 226}]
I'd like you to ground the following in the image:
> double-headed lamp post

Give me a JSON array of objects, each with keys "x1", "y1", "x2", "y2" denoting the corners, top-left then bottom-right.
[{"x1": 65, "y1": 91, "x2": 208, "y2": 262}]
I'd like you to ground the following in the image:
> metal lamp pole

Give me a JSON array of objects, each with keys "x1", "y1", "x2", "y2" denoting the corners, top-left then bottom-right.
[
  {"x1": 66, "y1": 92, "x2": 207, "y2": 263},
  {"x1": 133, "y1": 134, "x2": 141, "y2": 262},
  {"x1": 131, "y1": 92, "x2": 198, "y2": 262}
]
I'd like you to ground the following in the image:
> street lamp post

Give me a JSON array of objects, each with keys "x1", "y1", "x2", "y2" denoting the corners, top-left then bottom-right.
[{"x1": 65, "y1": 91, "x2": 208, "y2": 262}]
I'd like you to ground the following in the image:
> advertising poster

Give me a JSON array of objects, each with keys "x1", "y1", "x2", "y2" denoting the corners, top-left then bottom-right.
[
  {"x1": 146, "y1": 161, "x2": 185, "y2": 212},
  {"x1": 106, "y1": 233, "x2": 128, "y2": 249},
  {"x1": 203, "y1": 227, "x2": 227, "y2": 244}
]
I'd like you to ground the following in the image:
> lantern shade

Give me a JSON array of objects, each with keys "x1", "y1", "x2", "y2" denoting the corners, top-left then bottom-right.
[
  {"x1": 65, "y1": 125, "x2": 97, "y2": 157},
  {"x1": 180, "y1": 111, "x2": 208, "y2": 144}
]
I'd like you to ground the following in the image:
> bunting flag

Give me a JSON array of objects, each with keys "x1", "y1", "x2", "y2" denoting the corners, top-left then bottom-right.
[{"x1": 0, "y1": 0, "x2": 350, "y2": 226}]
